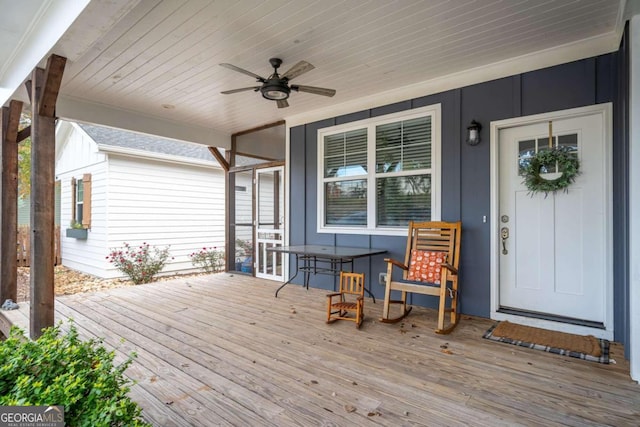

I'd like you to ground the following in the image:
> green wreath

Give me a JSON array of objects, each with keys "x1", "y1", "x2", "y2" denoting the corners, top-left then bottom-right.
[{"x1": 522, "y1": 147, "x2": 580, "y2": 195}]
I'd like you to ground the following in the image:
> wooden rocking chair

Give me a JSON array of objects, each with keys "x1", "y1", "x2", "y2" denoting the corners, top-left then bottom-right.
[
  {"x1": 380, "y1": 221, "x2": 461, "y2": 334},
  {"x1": 326, "y1": 272, "x2": 365, "y2": 328}
]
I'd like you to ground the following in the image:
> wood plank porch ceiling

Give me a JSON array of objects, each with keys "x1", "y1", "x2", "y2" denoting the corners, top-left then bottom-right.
[
  {"x1": 36, "y1": 0, "x2": 623, "y2": 136},
  {"x1": 3, "y1": 274, "x2": 637, "y2": 426}
]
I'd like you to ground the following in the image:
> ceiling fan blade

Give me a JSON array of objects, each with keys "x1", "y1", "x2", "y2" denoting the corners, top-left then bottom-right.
[
  {"x1": 291, "y1": 85, "x2": 336, "y2": 97},
  {"x1": 219, "y1": 63, "x2": 265, "y2": 81},
  {"x1": 276, "y1": 99, "x2": 289, "y2": 108},
  {"x1": 220, "y1": 86, "x2": 261, "y2": 94},
  {"x1": 280, "y1": 61, "x2": 314, "y2": 80}
]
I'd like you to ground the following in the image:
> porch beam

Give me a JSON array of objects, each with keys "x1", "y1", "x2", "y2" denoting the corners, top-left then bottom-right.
[
  {"x1": 208, "y1": 146, "x2": 229, "y2": 171},
  {"x1": 56, "y1": 96, "x2": 231, "y2": 149},
  {"x1": 231, "y1": 120, "x2": 285, "y2": 137},
  {"x1": 1, "y1": 100, "x2": 23, "y2": 304},
  {"x1": 228, "y1": 160, "x2": 284, "y2": 173},
  {"x1": 29, "y1": 55, "x2": 66, "y2": 338}
]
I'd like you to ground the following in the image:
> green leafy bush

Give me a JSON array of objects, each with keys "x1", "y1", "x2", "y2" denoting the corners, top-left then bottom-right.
[
  {"x1": 0, "y1": 323, "x2": 150, "y2": 427},
  {"x1": 189, "y1": 247, "x2": 225, "y2": 273},
  {"x1": 106, "y1": 242, "x2": 171, "y2": 284}
]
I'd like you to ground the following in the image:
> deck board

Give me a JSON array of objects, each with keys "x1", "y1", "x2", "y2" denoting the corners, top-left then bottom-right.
[{"x1": 1, "y1": 273, "x2": 638, "y2": 426}]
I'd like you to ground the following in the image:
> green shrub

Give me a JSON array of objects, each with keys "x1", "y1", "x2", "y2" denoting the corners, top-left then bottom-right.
[
  {"x1": 0, "y1": 322, "x2": 150, "y2": 427},
  {"x1": 189, "y1": 247, "x2": 225, "y2": 273},
  {"x1": 106, "y1": 242, "x2": 171, "y2": 284}
]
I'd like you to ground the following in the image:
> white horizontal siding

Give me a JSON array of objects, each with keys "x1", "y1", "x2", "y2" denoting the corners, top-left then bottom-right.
[
  {"x1": 104, "y1": 155, "x2": 225, "y2": 278},
  {"x1": 234, "y1": 172, "x2": 253, "y2": 224},
  {"x1": 233, "y1": 173, "x2": 253, "y2": 245},
  {"x1": 58, "y1": 160, "x2": 109, "y2": 277}
]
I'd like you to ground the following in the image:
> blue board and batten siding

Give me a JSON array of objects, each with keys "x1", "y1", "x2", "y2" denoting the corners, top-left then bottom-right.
[{"x1": 289, "y1": 43, "x2": 630, "y2": 350}]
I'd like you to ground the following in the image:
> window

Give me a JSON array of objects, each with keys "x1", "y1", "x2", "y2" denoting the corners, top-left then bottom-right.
[
  {"x1": 75, "y1": 178, "x2": 84, "y2": 223},
  {"x1": 71, "y1": 174, "x2": 92, "y2": 228},
  {"x1": 518, "y1": 133, "x2": 578, "y2": 176},
  {"x1": 318, "y1": 105, "x2": 441, "y2": 235}
]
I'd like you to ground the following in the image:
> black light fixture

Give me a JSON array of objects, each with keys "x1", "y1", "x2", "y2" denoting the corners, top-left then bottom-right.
[
  {"x1": 466, "y1": 120, "x2": 482, "y2": 146},
  {"x1": 261, "y1": 78, "x2": 290, "y2": 100},
  {"x1": 260, "y1": 58, "x2": 290, "y2": 101}
]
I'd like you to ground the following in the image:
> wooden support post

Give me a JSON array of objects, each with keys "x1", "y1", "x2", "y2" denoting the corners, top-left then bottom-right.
[
  {"x1": 29, "y1": 54, "x2": 66, "y2": 338},
  {"x1": 1, "y1": 100, "x2": 23, "y2": 304}
]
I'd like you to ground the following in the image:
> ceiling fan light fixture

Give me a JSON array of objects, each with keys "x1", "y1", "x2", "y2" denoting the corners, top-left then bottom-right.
[
  {"x1": 221, "y1": 58, "x2": 334, "y2": 107},
  {"x1": 261, "y1": 81, "x2": 290, "y2": 100}
]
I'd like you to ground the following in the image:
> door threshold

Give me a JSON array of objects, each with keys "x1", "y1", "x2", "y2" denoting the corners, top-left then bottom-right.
[{"x1": 497, "y1": 307, "x2": 605, "y2": 330}]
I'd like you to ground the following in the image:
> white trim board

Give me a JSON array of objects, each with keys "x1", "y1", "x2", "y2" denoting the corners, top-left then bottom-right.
[
  {"x1": 489, "y1": 103, "x2": 614, "y2": 341},
  {"x1": 628, "y1": 13, "x2": 639, "y2": 383},
  {"x1": 0, "y1": 0, "x2": 91, "y2": 107}
]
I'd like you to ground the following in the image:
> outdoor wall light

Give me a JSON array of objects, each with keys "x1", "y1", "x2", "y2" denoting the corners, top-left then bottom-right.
[{"x1": 466, "y1": 120, "x2": 482, "y2": 146}]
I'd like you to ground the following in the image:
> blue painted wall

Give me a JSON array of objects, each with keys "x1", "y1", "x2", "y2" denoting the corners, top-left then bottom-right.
[{"x1": 288, "y1": 48, "x2": 629, "y2": 346}]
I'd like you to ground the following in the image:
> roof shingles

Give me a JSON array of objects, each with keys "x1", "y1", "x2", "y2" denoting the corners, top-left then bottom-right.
[{"x1": 78, "y1": 123, "x2": 217, "y2": 161}]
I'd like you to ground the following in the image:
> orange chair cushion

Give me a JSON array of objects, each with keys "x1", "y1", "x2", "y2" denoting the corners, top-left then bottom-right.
[{"x1": 407, "y1": 250, "x2": 446, "y2": 284}]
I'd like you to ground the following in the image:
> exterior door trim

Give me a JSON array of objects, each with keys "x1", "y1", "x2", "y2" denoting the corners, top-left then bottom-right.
[{"x1": 489, "y1": 103, "x2": 613, "y2": 340}]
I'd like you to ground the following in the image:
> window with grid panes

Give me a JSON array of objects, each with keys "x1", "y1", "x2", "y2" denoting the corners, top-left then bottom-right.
[{"x1": 317, "y1": 105, "x2": 441, "y2": 235}]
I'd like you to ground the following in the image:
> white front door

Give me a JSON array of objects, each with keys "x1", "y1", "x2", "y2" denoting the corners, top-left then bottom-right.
[
  {"x1": 255, "y1": 166, "x2": 285, "y2": 281},
  {"x1": 494, "y1": 105, "x2": 613, "y2": 338}
]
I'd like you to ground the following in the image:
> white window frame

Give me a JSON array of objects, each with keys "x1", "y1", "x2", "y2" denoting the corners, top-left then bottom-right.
[
  {"x1": 75, "y1": 178, "x2": 84, "y2": 224},
  {"x1": 317, "y1": 104, "x2": 441, "y2": 236}
]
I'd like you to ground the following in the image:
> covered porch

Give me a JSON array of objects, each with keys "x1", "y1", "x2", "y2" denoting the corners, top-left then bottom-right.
[{"x1": 1, "y1": 274, "x2": 636, "y2": 426}]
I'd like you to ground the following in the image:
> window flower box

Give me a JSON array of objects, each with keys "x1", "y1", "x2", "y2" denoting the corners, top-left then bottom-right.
[{"x1": 66, "y1": 228, "x2": 88, "y2": 239}]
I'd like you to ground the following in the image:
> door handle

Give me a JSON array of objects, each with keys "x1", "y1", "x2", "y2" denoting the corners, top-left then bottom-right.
[{"x1": 501, "y1": 227, "x2": 509, "y2": 255}]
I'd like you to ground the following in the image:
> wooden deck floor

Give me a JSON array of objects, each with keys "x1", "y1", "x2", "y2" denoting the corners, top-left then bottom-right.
[{"x1": 2, "y1": 274, "x2": 638, "y2": 426}]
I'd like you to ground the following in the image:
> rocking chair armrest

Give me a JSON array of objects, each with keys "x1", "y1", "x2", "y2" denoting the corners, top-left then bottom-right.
[
  {"x1": 384, "y1": 258, "x2": 408, "y2": 270},
  {"x1": 440, "y1": 262, "x2": 458, "y2": 275},
  {"x1": 326, "y1": 292, "x2": 342, "y2": 298},
  {"x1": 356, "y1": 296, "x2": 364, "y2": 301}
]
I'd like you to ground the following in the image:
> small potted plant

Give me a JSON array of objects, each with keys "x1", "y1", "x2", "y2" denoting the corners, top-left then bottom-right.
[{"x1": 66, "y1": 220, "x2": 88, "y2": 239}]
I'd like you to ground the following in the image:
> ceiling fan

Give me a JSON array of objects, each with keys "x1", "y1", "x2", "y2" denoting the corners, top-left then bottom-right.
[{"x1": 219, "y1": 58, "x2": 336, "y2": 108}]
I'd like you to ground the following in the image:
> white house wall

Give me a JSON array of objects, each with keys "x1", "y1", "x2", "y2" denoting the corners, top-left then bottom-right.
[
  {"x1": 58, "y1": 164, "x2": 108, "y2": 276},
  {"x1": 56, "y1": 123, "x2": 109, "y2": 276},
  {"x1": 104, "y1": 154, "x2": 225, "y2": 278},
  {"x1": 55, "y1": 122, "x2": 106, "y2": 174}
]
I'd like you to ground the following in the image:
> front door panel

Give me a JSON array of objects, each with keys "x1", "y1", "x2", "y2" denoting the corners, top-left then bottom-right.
[{"x1": 498, "y1": 113, "x2": 608, "y2": 324}]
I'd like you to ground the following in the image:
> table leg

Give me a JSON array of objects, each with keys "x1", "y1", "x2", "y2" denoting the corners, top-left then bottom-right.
[{"x1": 275, "y1": 254, "x2": 301, "y2": 297}]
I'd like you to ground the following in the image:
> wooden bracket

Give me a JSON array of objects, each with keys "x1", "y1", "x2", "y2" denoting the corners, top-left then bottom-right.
[
  {"x1": 39, "y1": 54, "x2": 67, "y2": 118},
  {"x1": 17, "y1": 125, "x2": 30, "y2": 143},
  {"x1": 208, "y1": 146, "x2": 230, "y2": 171},
  {"x1": 3, "y1": 100, "x2": 22, "y2": 143}
]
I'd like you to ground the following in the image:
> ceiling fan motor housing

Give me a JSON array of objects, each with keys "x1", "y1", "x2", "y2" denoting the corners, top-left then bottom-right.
[{"x1": 261, "y1": 78, "x2": 290, "y2": 100}]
